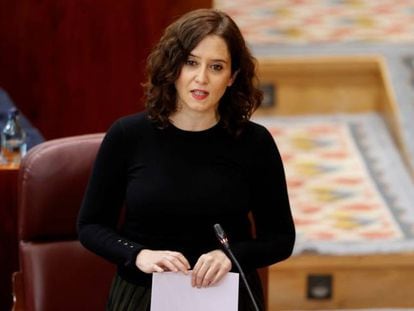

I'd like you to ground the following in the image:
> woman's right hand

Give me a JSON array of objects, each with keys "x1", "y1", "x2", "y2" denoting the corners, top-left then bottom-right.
[{"x1": 135, "y1": 249, "x2": 191, "y2": 274}]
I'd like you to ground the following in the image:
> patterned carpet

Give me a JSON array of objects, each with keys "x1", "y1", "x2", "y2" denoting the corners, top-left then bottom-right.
[
  {"x1": 215, "y1": 0, "x2": 414, "y2": 44},
  {"x1": 255, "y1": 114, "x2": 414, "y2": 255}
]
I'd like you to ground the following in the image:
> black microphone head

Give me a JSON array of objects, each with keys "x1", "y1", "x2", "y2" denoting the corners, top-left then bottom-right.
[
  {"x1": 214, "y1": 223, "x2": 224, "y2": 236},
  {"x1": 214, "y1": 223, "x2": 229, "y2": 248}
]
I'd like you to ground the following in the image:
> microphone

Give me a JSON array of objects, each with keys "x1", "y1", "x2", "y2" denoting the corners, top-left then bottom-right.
[{"x1": 214, "y1": 224, "x2": 260, "y2": 311}]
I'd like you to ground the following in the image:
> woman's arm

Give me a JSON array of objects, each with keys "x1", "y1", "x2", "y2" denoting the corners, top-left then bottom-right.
[
  {"x1": 231, "y1": 125, "x2": 296, "y2": 269},
  {"x1": 77, "y1": 120, "x2": 143, "y2": 268}
]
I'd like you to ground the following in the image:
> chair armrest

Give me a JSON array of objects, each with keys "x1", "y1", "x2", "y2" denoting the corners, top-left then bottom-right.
[{"x1": 12, "y1": 271, "x2": 25, "y2": 311}]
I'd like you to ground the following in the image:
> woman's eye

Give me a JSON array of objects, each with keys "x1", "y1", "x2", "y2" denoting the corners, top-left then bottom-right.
[
  {"x1": 185, "y1": 60, "x2": 197, "y2": 66},
  {"x1": 211, "y1": 64, "x2": 223, "y2": 71}
]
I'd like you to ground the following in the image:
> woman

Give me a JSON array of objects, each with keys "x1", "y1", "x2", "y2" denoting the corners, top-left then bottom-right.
[{"x1": 77, "y1": 8, "x2": 295, "y2": 311}]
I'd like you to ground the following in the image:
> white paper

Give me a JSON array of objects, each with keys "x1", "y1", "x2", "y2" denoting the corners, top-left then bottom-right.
[{"x1": 150, "y1": 271, "x2": 239, "y2": 311}]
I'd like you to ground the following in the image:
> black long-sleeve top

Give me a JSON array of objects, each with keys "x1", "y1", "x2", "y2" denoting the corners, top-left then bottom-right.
[{"x1": 77, "y1": 112, "x2": 295, "y2": 285}]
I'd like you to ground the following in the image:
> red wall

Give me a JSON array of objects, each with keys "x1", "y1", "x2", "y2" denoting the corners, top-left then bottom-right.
[
  {"x1": 0, "y1": 0, "x2": 212, "y2": 139},
  {"x1": 0, "y1": 1, "x2": 211, "y2": 309}
]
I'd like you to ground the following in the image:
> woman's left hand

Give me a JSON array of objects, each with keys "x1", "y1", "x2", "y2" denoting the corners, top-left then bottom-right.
[{"x1": 192, "y1": 249, "x2": 232, "y2": 288}]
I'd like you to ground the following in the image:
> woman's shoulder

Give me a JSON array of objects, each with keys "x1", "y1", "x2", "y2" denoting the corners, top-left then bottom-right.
[
  {"x1": 242, "y1": 120, "x2": 272, "y2": 140},
  {"x1": 114, "y1": 111, "x2": 150, "y2": 129},
  {"x1": 104, "y1": 111, "x2": 154, "y2": 142},
  {"x1": 109, "y1": 111, "x2": 156, "y2": 134}
]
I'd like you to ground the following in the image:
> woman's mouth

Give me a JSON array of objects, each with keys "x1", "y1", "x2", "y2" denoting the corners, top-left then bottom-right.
[{"x1": 191, "y1": 89, "x2": 209, "y2": 100}]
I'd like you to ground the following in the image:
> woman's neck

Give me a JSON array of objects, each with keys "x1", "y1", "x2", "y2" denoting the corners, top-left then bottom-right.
[{"x1": 169, "y1": 111, "x2": 219, "y2": 131}]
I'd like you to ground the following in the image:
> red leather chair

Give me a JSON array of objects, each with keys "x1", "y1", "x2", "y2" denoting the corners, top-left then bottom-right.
[{"x1": 13, "y1": 133, "x2": 115, "y2": 311}]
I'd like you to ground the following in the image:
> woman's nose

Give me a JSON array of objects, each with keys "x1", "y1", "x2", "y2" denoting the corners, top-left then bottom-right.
[{"x1": 195, "y1": 66, "x2": 208, "y2": 84}]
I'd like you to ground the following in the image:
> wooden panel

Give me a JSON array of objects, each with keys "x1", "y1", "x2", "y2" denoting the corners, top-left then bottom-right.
[
  {"x1": 268, "y1": 253, "x2": 414, "y2": 310},
  {"x1": 256, "y1": 56, "x2": 386, "y2": 115}
]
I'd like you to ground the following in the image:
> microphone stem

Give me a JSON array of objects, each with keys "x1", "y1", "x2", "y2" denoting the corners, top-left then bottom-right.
[{"x1": 225, "y1": 247, "x2": 260, "y2": 311}]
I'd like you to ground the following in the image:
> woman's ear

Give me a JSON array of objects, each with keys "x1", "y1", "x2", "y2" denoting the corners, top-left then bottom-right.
[{"x1": 228, "y1": 70, "x2": 240, "y2": 87}]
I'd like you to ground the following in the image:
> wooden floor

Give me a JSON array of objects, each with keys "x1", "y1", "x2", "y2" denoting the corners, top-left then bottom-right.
[{"x1": 267, "y1": 253, "x2": 414, "y2": 310}]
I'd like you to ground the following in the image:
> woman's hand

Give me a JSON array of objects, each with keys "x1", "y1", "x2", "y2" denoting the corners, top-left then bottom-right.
[
  {"x1": 192, "y1": 249, "x2": 232, "y2": 288},
  {"x1": 135, "y1": 249, "x2": 191, "y2": 274}
]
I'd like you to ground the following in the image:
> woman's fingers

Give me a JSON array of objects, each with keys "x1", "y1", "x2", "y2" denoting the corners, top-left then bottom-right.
[
  {"x1": 192, "y1": 257, "x2": 212, "y2": 287},
  {"x1": 160, "y1": 252, "x2": 190, "y2": 272},
  {"x1": 136, "y1": 248, "x2": 231, "y2": 288},
  {"x1": 151, "y1": 263, "x2": 165, "y2": 273},
  {"x1": 192, "y1": 250, "x2": 232, "y2": 288},
  {"x1": 166, "y1": 251, "x2": 191, "y2": 271},
  {"x1": 136, "y1": 249, "x2": 190, "y2": 273}
]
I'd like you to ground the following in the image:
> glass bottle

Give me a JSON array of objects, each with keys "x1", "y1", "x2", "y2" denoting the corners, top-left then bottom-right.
[{"x1": 1, "y1": 108, "x2": 27, "y2": 166}]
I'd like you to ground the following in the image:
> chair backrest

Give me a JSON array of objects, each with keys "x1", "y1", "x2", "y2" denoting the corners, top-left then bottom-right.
[{"x1": 17, "y1": 133, "x2": 115, "y2": 311}]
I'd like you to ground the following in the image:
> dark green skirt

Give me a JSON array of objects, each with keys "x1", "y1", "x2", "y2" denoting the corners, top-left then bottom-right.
[
  {"x1": 106, "y1": 274, "x2": 151, "y2": 311},
  {"x1": 106, "y1": 271, "x2": 265, "y2": 311}
]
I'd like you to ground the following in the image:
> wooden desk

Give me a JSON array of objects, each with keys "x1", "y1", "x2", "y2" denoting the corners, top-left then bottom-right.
[{"x1": 0, "y1": 164, "x2": 19, "y2": 311}]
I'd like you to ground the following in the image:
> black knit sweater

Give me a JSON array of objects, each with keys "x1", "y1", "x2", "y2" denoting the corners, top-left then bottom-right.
[{"x1": 77, "y1": 112, "x2": 295, "y2": 285}]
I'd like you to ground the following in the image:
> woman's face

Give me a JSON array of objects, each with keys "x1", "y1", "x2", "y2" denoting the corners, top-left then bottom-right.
[{"x1": 174, "y1": 35, "x2": 234, "y2": 118}]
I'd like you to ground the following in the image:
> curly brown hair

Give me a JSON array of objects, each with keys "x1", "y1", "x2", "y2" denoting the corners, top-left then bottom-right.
[{"x1": 144, "y1": 8, "x2": 263, "y2": 135}]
